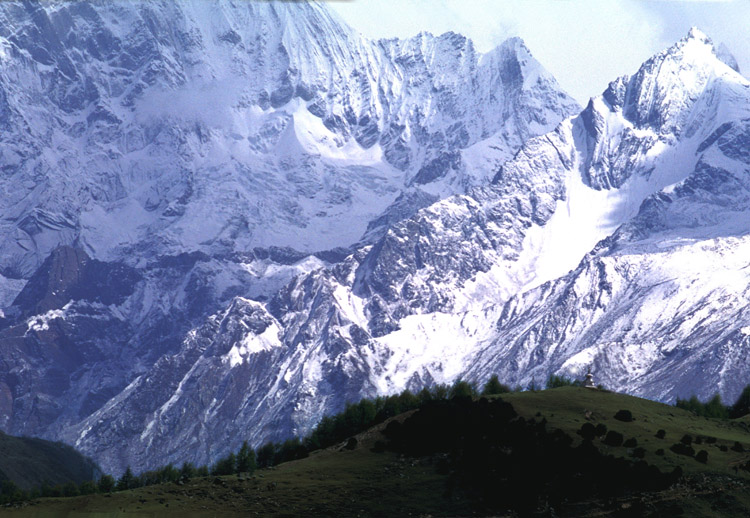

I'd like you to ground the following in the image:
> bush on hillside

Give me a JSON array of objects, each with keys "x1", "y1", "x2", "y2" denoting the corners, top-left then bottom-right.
[
  {"x1": 670, "y1": 443, "x2": 695, "y2": 457},
  {"x1": 179, "y1": 462, "x2": 197, "y2": 480},
  {"x1": 116, "y1": 467, "x2": 137, "y2": 491},
  {"x1": 603, "y1": 431, "x2": 624, "y2": 447},
  {"x1": 695, "y1": 450, "x2": 709, "y2": 464},
  {"x1": 579, "y1": 423, "x2": 596, "y2": 441},
  {"x1": 614, "y1": 410, "x2": 634, "y2": 422}
]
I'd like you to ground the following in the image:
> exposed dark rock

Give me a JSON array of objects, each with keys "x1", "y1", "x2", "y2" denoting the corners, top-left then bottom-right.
[{"x1": 11, "y1": 246, "x2": 141, "y2": 320}]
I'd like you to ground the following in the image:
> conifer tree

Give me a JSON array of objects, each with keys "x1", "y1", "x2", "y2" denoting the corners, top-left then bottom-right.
[
  {"x1": 731, "y1": 385, "x2": 750, "y2": 418},
  {"x1": 180, "y1": 462, "x2": 197, "y2": 480},
  {"x1": 212, "y1": 452, "x2": 236, "y2": 476},
  {"x1": 237, "y1": 441, "x2": 256, "y2": 474},
  {"x1": 78, "y1": 480, "x2": 97, "y2": 495},
  {"x1": 116, "y1": 467, "x2": 135, "y2": 491},
  {"x1": 256, "y1": 443, "x2": 277, "y2": 468},
  {"x1": 449, "y1": 379, "x2": 476, "y2": 400},
  {"x1": 482, "y1": 375, "x2": 511, "y2": 395}
]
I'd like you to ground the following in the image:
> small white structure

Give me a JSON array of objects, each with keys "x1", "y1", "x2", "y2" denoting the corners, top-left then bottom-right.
[{"x1": 583, "y1": 367, "x2": 597, "y2": 389}]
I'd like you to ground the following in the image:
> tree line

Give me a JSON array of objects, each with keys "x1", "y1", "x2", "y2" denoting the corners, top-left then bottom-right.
[
  {"x1": 0, "y1": 373, "x2": 583, "y2": 505},
  {"x1": 675, "y1": 386, "x2": 750, "y2": 419}
]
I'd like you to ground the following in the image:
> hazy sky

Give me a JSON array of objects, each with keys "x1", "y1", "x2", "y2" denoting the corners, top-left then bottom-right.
[{"x1": 329, "y1": 0, "x2": 750, "y2": 105}]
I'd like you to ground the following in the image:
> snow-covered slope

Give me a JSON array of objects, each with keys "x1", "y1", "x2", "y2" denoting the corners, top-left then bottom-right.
[
  {"x1": 0, "y1": 0, "x2": 577, "y2": 279},
  {"x1": 370, "y1": 28, "x2": 750, "y2": 396},
  {"x1": 0, "y1": 0, "x2": 580, "y2": 474},
  {"x1": 374, "y1": 28, "x2": 750, "y2": 395},
  {"x1": 57, "y1": 27, "x2": 750, "y2": 475}
]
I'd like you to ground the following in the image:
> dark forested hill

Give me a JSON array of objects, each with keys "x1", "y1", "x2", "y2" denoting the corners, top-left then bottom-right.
[{"x1": 0, "y1": 431, "x2": 99, "y2": 491}]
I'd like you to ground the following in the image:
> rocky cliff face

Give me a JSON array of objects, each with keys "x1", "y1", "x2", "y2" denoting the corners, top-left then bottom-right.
[{"x1": 0, "y1": 0, "x2": 581, "y2": 473}]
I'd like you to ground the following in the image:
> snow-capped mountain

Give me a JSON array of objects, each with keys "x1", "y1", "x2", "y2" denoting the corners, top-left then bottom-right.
[
  {"x1": 0, "y1": 0, "x2": 580, "y2": 473},
  {"x1": 4, "y1": 0, "x2": 747, "y2": 480},
  {"x1": 354, "y1": 27, "x2": 750, "y2": 402},
  {"x1": 465, "y1": 29, "x2": 750, "y2": 401},
  {"x1": 57, "y1": 27, "x2": 750, "y2": 475},
  {"x1": 0, "y1": 0, "x2": 576, "y2": 280}
]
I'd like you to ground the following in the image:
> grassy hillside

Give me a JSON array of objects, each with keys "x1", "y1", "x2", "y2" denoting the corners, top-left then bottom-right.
[
  {"x1": 504, "y1": 387, "x2": 750, "y2": 477},
  {"x1": 6, "y1": 388, "x2": 750, "y2": 517},
  {"x1": 0, "y1": 431, "x2": 99, "y2": 491}
]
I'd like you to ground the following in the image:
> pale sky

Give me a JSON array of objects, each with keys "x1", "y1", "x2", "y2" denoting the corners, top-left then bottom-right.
[{"x1": 329, "y1": 0, "x2": 750, "y2": 105}]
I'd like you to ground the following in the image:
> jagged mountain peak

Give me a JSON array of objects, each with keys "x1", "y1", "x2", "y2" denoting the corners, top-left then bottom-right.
[
  {"x1": 616, "y1": 27, "x2": 746, "y2": 132},
  {"x1": 480, "y1": 36, "x2": 557, "y2": 91},
  {"x1": 577, "y1": 26, "x2": 750, "y2": 194},
  {"x1": 484, "y1": 36, "x2": 531, "y2": 61},
  {"x1": 673, "y1": 26, "x2": 741, "y2": 74},
  {"x1": 597, "y1": 27, "x2": 741, "y2": 111},
  {"x1": 685, "y1": 26, "x2": 710, "y2": 43},
  {"x1": 454, "y1": 27, "x2": 750, "y2": 404}
]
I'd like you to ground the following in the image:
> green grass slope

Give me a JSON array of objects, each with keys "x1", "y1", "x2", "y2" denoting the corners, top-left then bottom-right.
[
  {"x1": 0, "y1": 431, "x2": 100, "y2": 490},
  {"x1": 504, "y1": 387, "x2": 750, "y2": 477},
  {"x1": 7, "y1": 388, "x2": 750, "y2": 517}
]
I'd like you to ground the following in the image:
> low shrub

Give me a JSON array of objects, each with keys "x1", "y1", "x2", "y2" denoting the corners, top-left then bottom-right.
[
  {"x1": 670, "y1": 443, "x2": 695, "y2": 457},
  {"x1": 604, "y1": 431, "x2": 624, "y2": 447},
  {"x1": 614, "y1": 410, "x2": 634, "y2": 422},
  {"x1": 579, "y1": 423, "x2": 596, "y2": 441}
]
